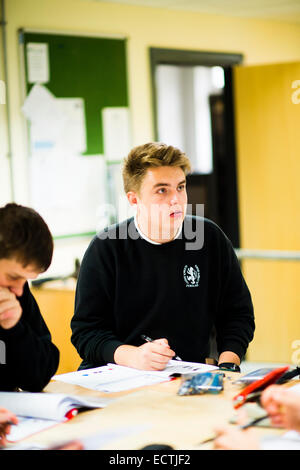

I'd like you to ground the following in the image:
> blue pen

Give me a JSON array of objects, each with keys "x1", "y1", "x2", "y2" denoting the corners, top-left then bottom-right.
[{"x1": 141, "y1": 335, "x2": 182, "y2": 361}]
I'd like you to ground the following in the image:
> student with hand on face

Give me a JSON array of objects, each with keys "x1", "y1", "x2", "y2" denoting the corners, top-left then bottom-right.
[
  {"x1": 0, "y1": 203, "x2": 59, "y2": 392},
  {"x1": 71, "y1": 142, "x2": 255, "y2": 372},
  {"x1": 214, "y1": 384, "x2": 300, "y2": 450}
]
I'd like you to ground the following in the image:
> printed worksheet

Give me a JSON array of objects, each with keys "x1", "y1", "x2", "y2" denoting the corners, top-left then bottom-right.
[
  {"x1": 53, "y1": 361, "x2": 217, "y2": 393},
  {"x1": 54, "y1": 365, "x2": 170, "y2": 392}
]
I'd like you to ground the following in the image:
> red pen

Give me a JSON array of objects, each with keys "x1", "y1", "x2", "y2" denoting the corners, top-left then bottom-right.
[
  {"x1": 65, "y1": 408, "x2": 78, "y2": 420},
  {"x1": 233, "y1": 366, "x2": 289, "y2": 409}
]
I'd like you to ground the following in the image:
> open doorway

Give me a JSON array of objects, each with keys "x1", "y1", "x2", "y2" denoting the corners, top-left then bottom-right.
[{"x1": 150, "y1": 48, "x2": 242, "y2": 247}]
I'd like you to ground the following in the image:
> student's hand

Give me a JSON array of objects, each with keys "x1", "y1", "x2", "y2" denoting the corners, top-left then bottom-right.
[
  {"x1": 137, "y1": 338, "x2": 175, "y2": 370},
  {"x1": 212, "y1": 409, "x2": 260, "y2": 450},
  {"x1": 0, "y1": 408, "x2": 18, "y2": 447},
  {"x1": 0, "y1": 287, "x2": 22, "y2": 329},
  {"x1": 58, "y1": 440, "x2": 84, "y2": 450},
  {"x1": 213, "y1": 424, "x2": 260, "y2": 450},
  {"x1": 48, "y1": 440, "x2": 84, "y2": 450},
  {"x1": 114, "y1": 339, "x2": 175, "y2": 371},
  {"x1": 261, "y1": 385, "x2": 300, "y2": 432}
]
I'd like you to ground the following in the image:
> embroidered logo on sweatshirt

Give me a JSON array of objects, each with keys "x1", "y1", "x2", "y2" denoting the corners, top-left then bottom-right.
[{"x1": 183, "y1": 265, "x2": 200, "y2": 287}]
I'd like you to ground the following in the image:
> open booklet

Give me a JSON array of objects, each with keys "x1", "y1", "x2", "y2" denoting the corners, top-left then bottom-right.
[
  {"x1": 0, "y1": 392, "x2": 112, "y2": 442},
  {"x1": 5, "y1": 424, "x2": 151, "y2": 450},
  {"x1": 53, "y1": 360, "x2": 218, "y2": 393}
]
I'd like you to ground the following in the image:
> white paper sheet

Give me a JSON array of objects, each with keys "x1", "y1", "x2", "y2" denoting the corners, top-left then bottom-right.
[
  {"x1": 22, "y1": 86, "x2": 87, "y2": 154},
  {"x1": 262, "y1": 431, "x2": 300, "y2": 450},
  {"x1": 8, "y1": 416, "x2": 60, "y2": 443},
  {"x1": 102, "y1": 107, "x2": 131, "y2": 161},
  {"x1": 29, "y1": 153, "x2": 106, "y2": 236},
  {"x1": 54, "y1": 361, "x2": 217, "y2": 393},
  {"x1": 26, "y1": 42, "x2": 49, "y2": 84},
  {"x1": 134, "y1": 359, "x2": 218, "y2": 377},
  {"x1": 22, "y1": 84, "x2": 66, "y2": 145},
  {"x1": 56, "y1": 98, "x2": 87, "y2": 154},
  {"x1": 54, "y1": 365, "x2": 169, "y2": 393}
]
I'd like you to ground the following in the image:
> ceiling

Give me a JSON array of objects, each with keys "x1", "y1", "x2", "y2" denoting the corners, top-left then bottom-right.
[{"x1": 89, "y1": 0, "x2": 300, "y2": 24}]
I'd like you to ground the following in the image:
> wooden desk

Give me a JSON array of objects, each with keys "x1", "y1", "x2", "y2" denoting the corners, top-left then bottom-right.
[{"x1": 16, "y1": 372, "x2": 285, "y2": 451}]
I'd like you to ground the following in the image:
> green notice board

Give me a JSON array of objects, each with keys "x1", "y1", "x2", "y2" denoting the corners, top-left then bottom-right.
[
  {"x1": 20, "y1": 31, "x2": 129, "y2": 238},
  {"x1": 22, "y1": 31, "x2": 128, "y2": 155}
]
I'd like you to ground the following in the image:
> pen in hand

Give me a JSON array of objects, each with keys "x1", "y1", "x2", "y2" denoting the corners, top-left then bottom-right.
[
  {"x1": 197, "y1": 414, "x2": 269, "y2": 446},
  {"x1": 140, "y1": 335, "x2": 182, "y2": 361}
]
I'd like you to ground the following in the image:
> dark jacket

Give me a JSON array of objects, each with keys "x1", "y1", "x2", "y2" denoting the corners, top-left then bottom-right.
[
  {"x1": 71, "y1": 216, "x2": 255, "y2": 369},
  {"x1": 0, "y1": 282, "x2": 59, "y2": 391}
]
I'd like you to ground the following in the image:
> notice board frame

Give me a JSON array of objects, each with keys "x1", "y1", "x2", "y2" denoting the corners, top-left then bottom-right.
[{"x1": 18, "y1": 28, "x2": 129, "y2": 239}]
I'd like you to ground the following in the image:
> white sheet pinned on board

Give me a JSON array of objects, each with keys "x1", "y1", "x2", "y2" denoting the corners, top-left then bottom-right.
[
  {"x1": 102, "y1": 107, "x2": 131, "y2": 161},
  {"x1": 29, "y1": 152, "x2": 106, "y2": 236},
  {"x1": 22, "y1": 85, "x2": 87, "y2": 155},
  {"x1": 26, "y1": 42, "x2": 50, "y2": 84},
  {"x1": 56, "y1": 98, "x2": 87, "y2": 154},
  {"x1": 22, "y1": 84, "x2": 66, "y2": 145}
]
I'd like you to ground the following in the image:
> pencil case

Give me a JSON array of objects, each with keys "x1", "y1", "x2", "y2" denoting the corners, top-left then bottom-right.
[{"x1": 177, "y1": 372, "x2": 224, "y2": 396}]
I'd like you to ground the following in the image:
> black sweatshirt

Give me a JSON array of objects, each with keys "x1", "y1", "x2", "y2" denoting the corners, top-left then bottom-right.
[
  {"x1": 71, "y1": 216, "x2": 255, "y2": 369},
  {"x1": 0, "y1": 282, "x2": 59, "y2": 391}
]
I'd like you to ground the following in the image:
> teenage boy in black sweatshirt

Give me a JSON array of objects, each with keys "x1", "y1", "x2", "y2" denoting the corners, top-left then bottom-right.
[
  {"x1": 71, "y1": 142, "x2": 255, "y2": 372},
  {"x1": 0, "y1": 203, "x2": 59, "y2": 391}
]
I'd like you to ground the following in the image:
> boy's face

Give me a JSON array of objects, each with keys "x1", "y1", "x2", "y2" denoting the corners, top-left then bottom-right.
[
  {"x1": 127, "y1": 166, "x2": 187, "y2": 242},
  {"x1": 0, "y1": 258, "x2": 40, "y2": 297}
]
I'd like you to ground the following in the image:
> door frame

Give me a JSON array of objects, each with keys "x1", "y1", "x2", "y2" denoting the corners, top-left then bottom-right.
[
  {"x1": 149, "y1": 47, "x2": 243, "y2": 247},
  {"x1": 150, "y1": 47, "x2": 242, "y2": 138}
]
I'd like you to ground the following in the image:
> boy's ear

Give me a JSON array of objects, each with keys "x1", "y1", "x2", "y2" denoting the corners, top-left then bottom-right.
[{"x1": 126, "y1": 191, "x2": 138, "y2": 206}]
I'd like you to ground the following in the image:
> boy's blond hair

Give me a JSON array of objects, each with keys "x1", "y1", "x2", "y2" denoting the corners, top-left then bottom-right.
[{"x1": 122, "y1": 142, "x2": 191, "y2": 194}]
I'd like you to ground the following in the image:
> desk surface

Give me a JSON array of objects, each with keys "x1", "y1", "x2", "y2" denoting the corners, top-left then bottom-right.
[{"x1": 14, "y1": 372, "x2": 286, "y2": 451}]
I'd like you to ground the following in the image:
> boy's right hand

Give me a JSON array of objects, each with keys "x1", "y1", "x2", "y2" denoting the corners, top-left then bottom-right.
[{"x1": 114, "y1": 338, "x2": 175, "y2": 371}]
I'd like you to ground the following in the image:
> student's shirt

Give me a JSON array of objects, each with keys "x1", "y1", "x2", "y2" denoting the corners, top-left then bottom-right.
[
  {"x1": 0, "y1": 282, "x2": 59, "y2": 391},
  {"x1": 71, "y1": 216, "x2": 255, "y2": 369}
]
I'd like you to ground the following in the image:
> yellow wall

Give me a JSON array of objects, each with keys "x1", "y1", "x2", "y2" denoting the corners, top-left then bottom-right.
[
  {"x1": 234, "y1": 61, "x2": 300, "y2": 363},
  {"x1": 31, "y1": 287, "x2": 81, "y2": 375}
]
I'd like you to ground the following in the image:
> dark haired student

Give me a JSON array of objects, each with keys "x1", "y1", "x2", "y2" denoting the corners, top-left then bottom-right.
[
  {"x1": 71, "y1": 142, "x2": 255, "y2": 372},
  {"x1": 0, "y1": 203, "x2": 59, "y2": 391}
]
